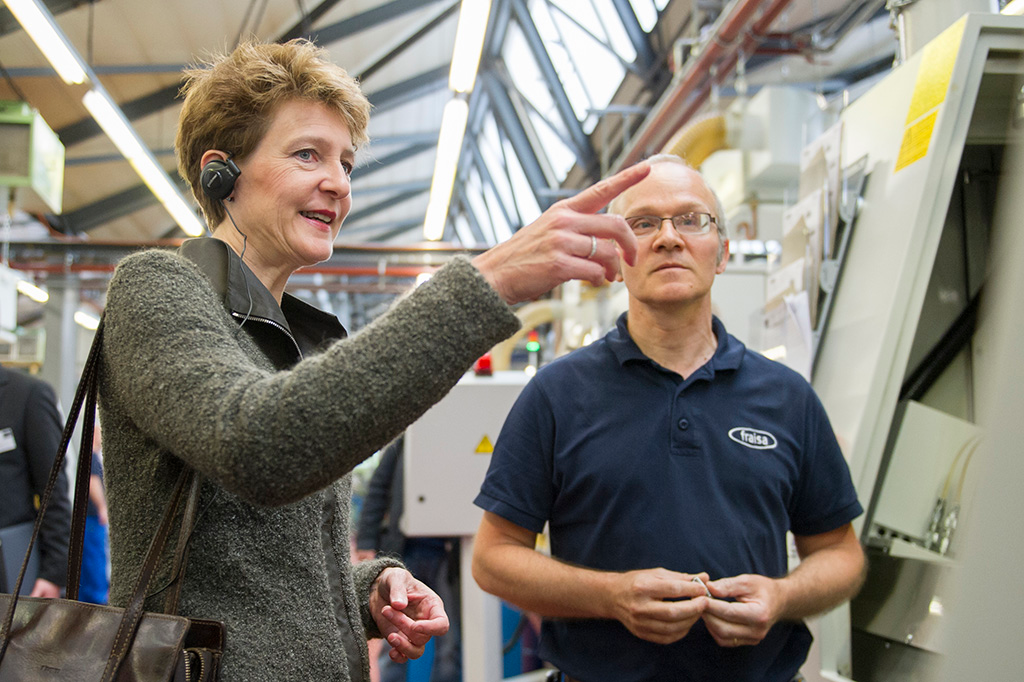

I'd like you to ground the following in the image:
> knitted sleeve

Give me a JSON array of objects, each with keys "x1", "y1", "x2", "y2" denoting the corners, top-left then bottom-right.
[
  {"x1": 101, "y1": 251, "x2": 520, "y2": 506},
  {"x1": 352, "y1": 557, "x2": 406, "y2": 639}
]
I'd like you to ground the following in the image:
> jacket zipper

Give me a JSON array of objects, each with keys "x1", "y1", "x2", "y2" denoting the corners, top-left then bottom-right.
[{"x1": 232, "y1": 312, "x2": 303, "y2": 359}]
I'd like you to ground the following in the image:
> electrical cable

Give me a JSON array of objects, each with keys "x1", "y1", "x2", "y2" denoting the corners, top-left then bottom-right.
[
  {"x1": 87, "y1": 0, "x2": 95, "y2": 66},
  {"x1": 0, "y1": 58, "x2": 29, "y2": 102},
  {"x1": 222, "y1": 201, "x2": 253, "y2": 334},
  {"x1": 940, "y1": 435, "x2": 981, "y2": 501},
  {"x1": 252, "y1": 0, "x2": 272, "y2": 37},
  {"x1": 926, "y1": 434, "x2": 982, "y2": 554},
  {"x1": 234, "y1": 0, "x2": 259, "y2": 47}
]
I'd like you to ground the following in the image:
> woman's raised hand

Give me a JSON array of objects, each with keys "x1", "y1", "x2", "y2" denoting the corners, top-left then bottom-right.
[{"x1": 472, "y1": 162, "x2": 650, "y2": 304}]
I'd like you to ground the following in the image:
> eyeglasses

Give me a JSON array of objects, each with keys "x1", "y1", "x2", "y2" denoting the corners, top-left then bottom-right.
[{"x1": 624, "y1": 213, "x2": 717, "y2": 237}]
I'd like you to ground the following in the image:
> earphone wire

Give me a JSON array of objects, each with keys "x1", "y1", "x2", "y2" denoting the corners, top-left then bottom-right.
[{"x1": 222, "y1": 201, "x2": 253, "y2": 334}]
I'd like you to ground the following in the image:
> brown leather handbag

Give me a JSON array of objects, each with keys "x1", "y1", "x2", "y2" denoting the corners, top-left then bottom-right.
[{"x1": 0, "y1": 320, "x2": 224, "y2": 681}]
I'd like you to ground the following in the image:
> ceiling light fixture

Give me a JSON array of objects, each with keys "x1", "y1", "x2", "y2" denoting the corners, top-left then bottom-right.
[
  {"x1": 2, "y1": 0, "x2": 88, "y2": 85},
  {"x1": 82, "y1": 90, "x2": 204, "y2": 236},
  {"x1": 449, "y1": 0, "x2": 492, "y2": 93},
  {"x1": 16, "y1": 279, "x2": 49, "y2": 303},
  {"x1": 423, "y1": 0, "x2": 493, "y2": 241},
  {"x1": 6, "y1": 0, "x2": 204, "y2": 237},
  {"x1": 74, "y1": 310, "x2": 100, "y2": 331},
  {"x1": 423, "y1": 97, "x2": 469, "y2": 241}
]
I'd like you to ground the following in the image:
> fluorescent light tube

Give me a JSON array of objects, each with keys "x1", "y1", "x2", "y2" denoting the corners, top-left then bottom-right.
[
  {"x1": 82, "y1": 90, "x2": 205, "y2": 237},
  {"x1": 16, "y1": 279, "x2": 49, "y2": 303},
  {"x1": 74, "y1": 310, "x2": 100, "y2": 330},
  {"x1": 82, "y1": 89, "x2": 148, "y2": 161},
  {"x1": 449, "y1": 0, "x2": 492, "y2": 93},
  {"x1": 3, "y1": 0, "x2": 88, "y2": 85},
  {"x1": 423, "y1": 98, "x2": 470, "y2": 241}
]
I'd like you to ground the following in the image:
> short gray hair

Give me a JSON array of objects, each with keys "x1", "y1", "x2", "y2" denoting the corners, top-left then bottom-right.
[{"x1": 609, "y1": 154, "x2": 728, "y2": 262}]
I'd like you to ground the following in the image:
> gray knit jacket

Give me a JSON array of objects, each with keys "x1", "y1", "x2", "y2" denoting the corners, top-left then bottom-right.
[{"x1": 98, "y1": 239, "x2": 519, "y2": 681}]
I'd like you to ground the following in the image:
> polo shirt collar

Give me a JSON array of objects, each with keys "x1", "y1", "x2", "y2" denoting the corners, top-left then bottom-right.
[{"x1": 606, "y1": 311, "x2": 745, "y2": 373}]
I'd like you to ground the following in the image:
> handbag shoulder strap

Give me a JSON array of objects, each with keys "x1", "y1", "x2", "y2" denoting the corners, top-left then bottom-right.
[
  {"x1": 100, "y1": 468, "x2": 194, "y2": 682},
  {"x1": 0, "y1": 318, "x2": 203, "y2": 673},
  {"x1": 0, "y1": 318, "x2": 105, "y2": 659},
  {"x1": 161, "y1": 470, "x2": 204, "y2": 615},
  {"x1": 65, "y1": 321, "x2": 103, "y2": 599}
]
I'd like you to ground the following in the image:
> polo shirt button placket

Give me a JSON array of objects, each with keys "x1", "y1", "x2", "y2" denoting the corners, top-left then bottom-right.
[{"x1": 678, "y1": 418, "x2": 690, "y2": 430}]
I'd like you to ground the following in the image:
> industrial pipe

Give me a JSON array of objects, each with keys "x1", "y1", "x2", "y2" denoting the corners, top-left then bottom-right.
[{"x1": 615, "y1": 0, "x2": 795, "y2": 171}]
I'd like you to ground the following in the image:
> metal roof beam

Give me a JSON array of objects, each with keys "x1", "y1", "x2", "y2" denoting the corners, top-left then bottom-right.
[
  {"x1": 0, "y1": 0, "x2": 79, "y2": 37},
  {"x1": 352, "y1": 179, "x2": 431, "y2": 196},
  {"x1": 57, "y1": 83, "x2": 182, "y2": 146},
  {"x1": 354, "y1": 0, "x2": 460, "y2": 82},
  {"x1": 54, "y1": 0, "x2": 446, "y2": 147},
  {"x1": 337, "y1": 217, "x2": 422, "y2": 238},
  {"x1": 308, "y1": 0, "x2": 444, "y2": 44},
  {"x1": 452, "y1": 187, "x2": 487, "y2": 245},
  {"x1": 279, "y1": 0, "x2": 347, "y2": 42},
  {"x1": 508, "y1": 0, "x2": 596, "y2": 176},
  {"x1": 467, "y1": 137, "x2": 517, "y2": 232},
  {"x1": 486, "y1": 0, "x2": 513, "y2": 57},
  {"x1": 45, "y1": 175, "x2": 190, "y2": 235},
  {"x1": 355, "y1": 140, "x2": 436, "y2": 180},
  {"x1": 368, "y1": 64, "x2": 449, "y2": 112},
  {"x1": 344, "y1": 187, "x2": 428, "y2": 224},
  {"x1": 610, "y1": 0, "x2": 657, "y2": 74},
  {"x1": 481, "y1": 70, "x2": 549, "y2": 209},
  {"x1": 375, "y1": 220, "x2": 425, "y2": 242},
  {"x1": 57, "y1": 137, "x2": 434, "y2": 235}
]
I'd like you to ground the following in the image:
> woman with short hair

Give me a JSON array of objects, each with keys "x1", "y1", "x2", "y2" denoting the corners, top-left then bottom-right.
[{"x1": 99, "y1": 38, "x2": 646, "y2": 681}]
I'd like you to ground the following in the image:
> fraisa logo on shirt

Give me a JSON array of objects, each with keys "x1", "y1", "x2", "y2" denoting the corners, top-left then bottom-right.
[{"x1": 728, "y1": 427, "x2": 778, "y2": 450}]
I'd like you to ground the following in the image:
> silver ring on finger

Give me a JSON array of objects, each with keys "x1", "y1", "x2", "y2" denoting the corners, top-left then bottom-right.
[
  {"x1": 587, "y1": 235, "x2": 598, "y2": 259},
  {"x1": 733, "y1": 638, "x2": 739, "y2": 647}
]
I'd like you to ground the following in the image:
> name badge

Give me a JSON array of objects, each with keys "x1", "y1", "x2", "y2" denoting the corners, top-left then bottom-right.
[{"x1": 0, "y1": 428, "x2": 15, "y2": 454}]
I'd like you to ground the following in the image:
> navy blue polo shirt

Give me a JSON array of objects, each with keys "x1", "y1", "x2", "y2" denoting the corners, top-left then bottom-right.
[{"x1": 475, "y1": 314, "x2": 862, "y2": 682}]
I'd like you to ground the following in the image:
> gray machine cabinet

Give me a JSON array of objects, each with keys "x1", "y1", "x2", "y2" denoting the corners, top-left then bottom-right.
[
  {"x1": 810, "y1": 12, "x2": 1024, "y2": 681},
  {"x1": 402, "y1": 370, "x2": 530, "y2": 537}
]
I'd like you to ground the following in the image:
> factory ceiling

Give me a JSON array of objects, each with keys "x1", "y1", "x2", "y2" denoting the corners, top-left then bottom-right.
[{"x1": 1, "y1": 0, "x2": 898, "y2": 322}]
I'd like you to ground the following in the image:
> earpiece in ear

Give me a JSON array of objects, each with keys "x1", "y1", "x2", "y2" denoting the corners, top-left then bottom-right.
[{"x1": 200, "y1": 158, "x2": 241, "y2": 202}]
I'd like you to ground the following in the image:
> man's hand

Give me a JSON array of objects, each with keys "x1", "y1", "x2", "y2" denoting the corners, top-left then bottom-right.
[
  {"x1": 702, "y1": 574, "x2": 782, "y2": 647},
  {"x1": 472, "y1": 162, "x2": 649, "y2": 304},
  {"x1": 29, "y1": 577, "x2": 61, "y2": 599},
  {"x1": 369, "y1": 567, "x2": 450, "y2": 663},
  {"x1": 609, "y1": 568, "x2": 710, "y2": 645}
]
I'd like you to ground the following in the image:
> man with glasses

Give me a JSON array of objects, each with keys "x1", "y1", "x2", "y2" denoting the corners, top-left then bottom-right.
[{"x1": 471, "y1": 155, "x2": 865, "y2": 682}]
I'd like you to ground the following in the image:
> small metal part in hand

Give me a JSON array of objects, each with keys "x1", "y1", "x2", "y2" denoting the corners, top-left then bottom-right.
[{"x1": 691, "y1": 576, "x2": 712, "y2": 597}]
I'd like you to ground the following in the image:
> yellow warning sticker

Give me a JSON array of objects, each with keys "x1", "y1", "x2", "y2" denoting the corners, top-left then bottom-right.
[
  {"x1": 475, "y1": 436, "x2": 494, "y2": 454},
  {"x1": 895, "y1": 111, "x2": 938, "y2": 172},
  {"x1": 905, "y1": 16, "x2": 967, "y2": 127},
  {"x1": 896, "y1": 16, "x2": 967, "y2": 173}
]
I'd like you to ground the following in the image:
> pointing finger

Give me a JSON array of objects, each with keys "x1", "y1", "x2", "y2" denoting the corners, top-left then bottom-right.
[{"x1": 561, "y1": 162, "x2": 650, "y2": 215}]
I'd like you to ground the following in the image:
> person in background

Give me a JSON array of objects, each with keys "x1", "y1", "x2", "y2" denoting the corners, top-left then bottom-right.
[
  {"x1": 0, "y1": 364, "x2": 71, "y2": 598},
  {"x1": 356, "y1": 435, "x2": 461, "y2": 682},
  {"x1": 98, "y1": 39, "x2": 648, "y2": 682},
  {"x1": 472, "y1": 155, "x2": 865, "y2": 682},
  {"x1": 79, "y1": 417, "x2": 109, "y2": 604}
]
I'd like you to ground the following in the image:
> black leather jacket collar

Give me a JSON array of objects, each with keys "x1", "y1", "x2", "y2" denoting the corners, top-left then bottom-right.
[{"x1": 178, "y1": 238, "x2": 347, "y2": 365}]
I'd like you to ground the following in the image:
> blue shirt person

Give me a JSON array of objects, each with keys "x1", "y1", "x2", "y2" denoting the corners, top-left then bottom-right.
[{"x1": 472, "y1": 155, "x2": 865, "y2": 682}]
